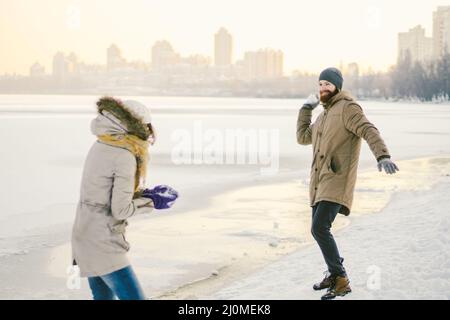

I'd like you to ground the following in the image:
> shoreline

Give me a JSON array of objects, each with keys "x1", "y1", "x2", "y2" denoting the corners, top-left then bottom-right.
[
  {"x1": 152, "y1": 155, "x2": 450, "y2": 299},
  {"x1": 210, "y1": 174, "x2": 450, "y2": 300}
]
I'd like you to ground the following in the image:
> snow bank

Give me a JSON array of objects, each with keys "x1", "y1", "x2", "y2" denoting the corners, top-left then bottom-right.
[{"x1": 210, "y1": 173, "x2": 450, "y2": 300}]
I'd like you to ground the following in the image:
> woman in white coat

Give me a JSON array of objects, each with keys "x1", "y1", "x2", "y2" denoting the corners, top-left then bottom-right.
[{"x1": 71, "y1": 97, "x2": 176, "y2": 300}]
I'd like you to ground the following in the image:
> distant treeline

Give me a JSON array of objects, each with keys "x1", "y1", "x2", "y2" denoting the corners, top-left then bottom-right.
[
  {"x1": 1, "y1": 52, "x2": 449, "y2": 102},
  {"x1": 390, "y1": 51, "x2": 450, "y2": 101},
  {"x1": 347, "y1": 51, "x2": 450, "y2": 102}
]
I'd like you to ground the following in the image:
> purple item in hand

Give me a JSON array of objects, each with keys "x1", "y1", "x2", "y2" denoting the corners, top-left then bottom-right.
[{"x1": 142, "y1": 185, "x2": 179, "y2": 209}]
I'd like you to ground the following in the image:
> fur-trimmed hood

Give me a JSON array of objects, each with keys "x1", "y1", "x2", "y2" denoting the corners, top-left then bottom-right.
[{"x1": 93, "y1": 97, "x2": 151, "y2": 140}]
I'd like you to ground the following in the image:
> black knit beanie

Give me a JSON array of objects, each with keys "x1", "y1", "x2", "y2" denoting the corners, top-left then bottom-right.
[{"x1": 319, "y1": 67, "x2": 343, "y2": 91}]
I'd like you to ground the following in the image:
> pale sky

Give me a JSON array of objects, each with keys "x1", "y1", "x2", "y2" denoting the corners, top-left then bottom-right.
[{"x1": 1, "y1": 0, "x2": 448, "y2": 75}]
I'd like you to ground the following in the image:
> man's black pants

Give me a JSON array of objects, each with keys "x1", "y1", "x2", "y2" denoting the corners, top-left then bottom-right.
[{"x1": 311, "y1": 200, "x2": 346, "y2": 277}]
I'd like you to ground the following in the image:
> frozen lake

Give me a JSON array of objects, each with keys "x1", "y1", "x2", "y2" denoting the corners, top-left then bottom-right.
[{"x1": 1, "y1": 94, "x2": 450, "y2": 248}]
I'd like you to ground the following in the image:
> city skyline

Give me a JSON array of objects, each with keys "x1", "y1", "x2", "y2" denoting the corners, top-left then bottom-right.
[
  {"x1": 1, "y1": 0, "x2": 448, "y2": 76},
  {"x1": 29, "y1": 29, "x2": 285, "y2": 78}
]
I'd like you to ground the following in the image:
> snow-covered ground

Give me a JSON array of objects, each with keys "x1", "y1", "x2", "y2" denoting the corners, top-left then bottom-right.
[
  {"x1": 210, "y1": 161, "x2": 450, "y2": 300},
  {"x1": 150, "y1": 156, "x2": 450, "y2": 300},
  {"x1": 0, "y1": 95, "x2": 449, "y2": 299}
]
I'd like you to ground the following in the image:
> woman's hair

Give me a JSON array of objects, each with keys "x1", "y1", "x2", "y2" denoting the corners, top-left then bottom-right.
[{"x1": 147, "y1": 123, "x2": 156, "y2": 145}]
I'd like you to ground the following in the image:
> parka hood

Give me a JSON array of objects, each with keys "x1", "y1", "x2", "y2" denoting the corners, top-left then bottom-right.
[
  {"x1": 323, "y1": 90, "x2": 355, "y2": 110},
  {"x1": 91, "y1": 111, "x2": 128, "y2": 137},
  {"x1": 93, "y1": 96, "x2": 151, "y2": 140}
]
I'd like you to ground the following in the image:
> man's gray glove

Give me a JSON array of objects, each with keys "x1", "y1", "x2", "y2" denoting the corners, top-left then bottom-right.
[
  {"x1": 302, "y1": 93, "x2": 320, "y2": 110},
  {"x1": 377, "y1": 158, "x2": 399, "y2": 174}
]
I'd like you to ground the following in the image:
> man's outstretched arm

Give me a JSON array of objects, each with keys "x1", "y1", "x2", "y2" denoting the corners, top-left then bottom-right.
[{"x1": 343, "y1": 103, "x2": 399, "y2": 174}]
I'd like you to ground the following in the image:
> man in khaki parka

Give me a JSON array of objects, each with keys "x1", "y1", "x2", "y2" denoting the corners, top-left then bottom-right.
[{"x1": 297, "y1": 67, "x2": 399, "y2": 300}]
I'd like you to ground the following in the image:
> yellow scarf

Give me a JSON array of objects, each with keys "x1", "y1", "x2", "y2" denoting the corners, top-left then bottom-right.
[{"x1": 97, "y1": 134, "x2": 149, "y2": 195}]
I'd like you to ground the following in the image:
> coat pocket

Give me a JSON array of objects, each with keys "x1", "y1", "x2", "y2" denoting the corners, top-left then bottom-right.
[
  {"x1": 330, "y1": 153, "x2": 351, "y2": 175},
  {"x1": 325, "y1": 154, "x2": 345, "y2": 174},
  {"x1": 81, "y1": 200, "x2": 110, "y2": 209},
  {"x1": 108, "y1": 220, "x2": 128, "y2": 234},
  {"x1": 329, "y1": 156, "x2": 338, "y2": 174},
  {"x1": 318, "y1": 156, "x2": 334, "y2": 182},
  {"x1": 321, "y1": 156, "x2": 336, "y2": 175},
  {"x1": 107, "y1": 221, "x2": 130, "y2": 251}
]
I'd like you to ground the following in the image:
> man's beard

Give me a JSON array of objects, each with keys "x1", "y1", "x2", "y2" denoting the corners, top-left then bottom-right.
[{"x1": 320, "y1": 88, "x2": 339, "y2": 103}]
